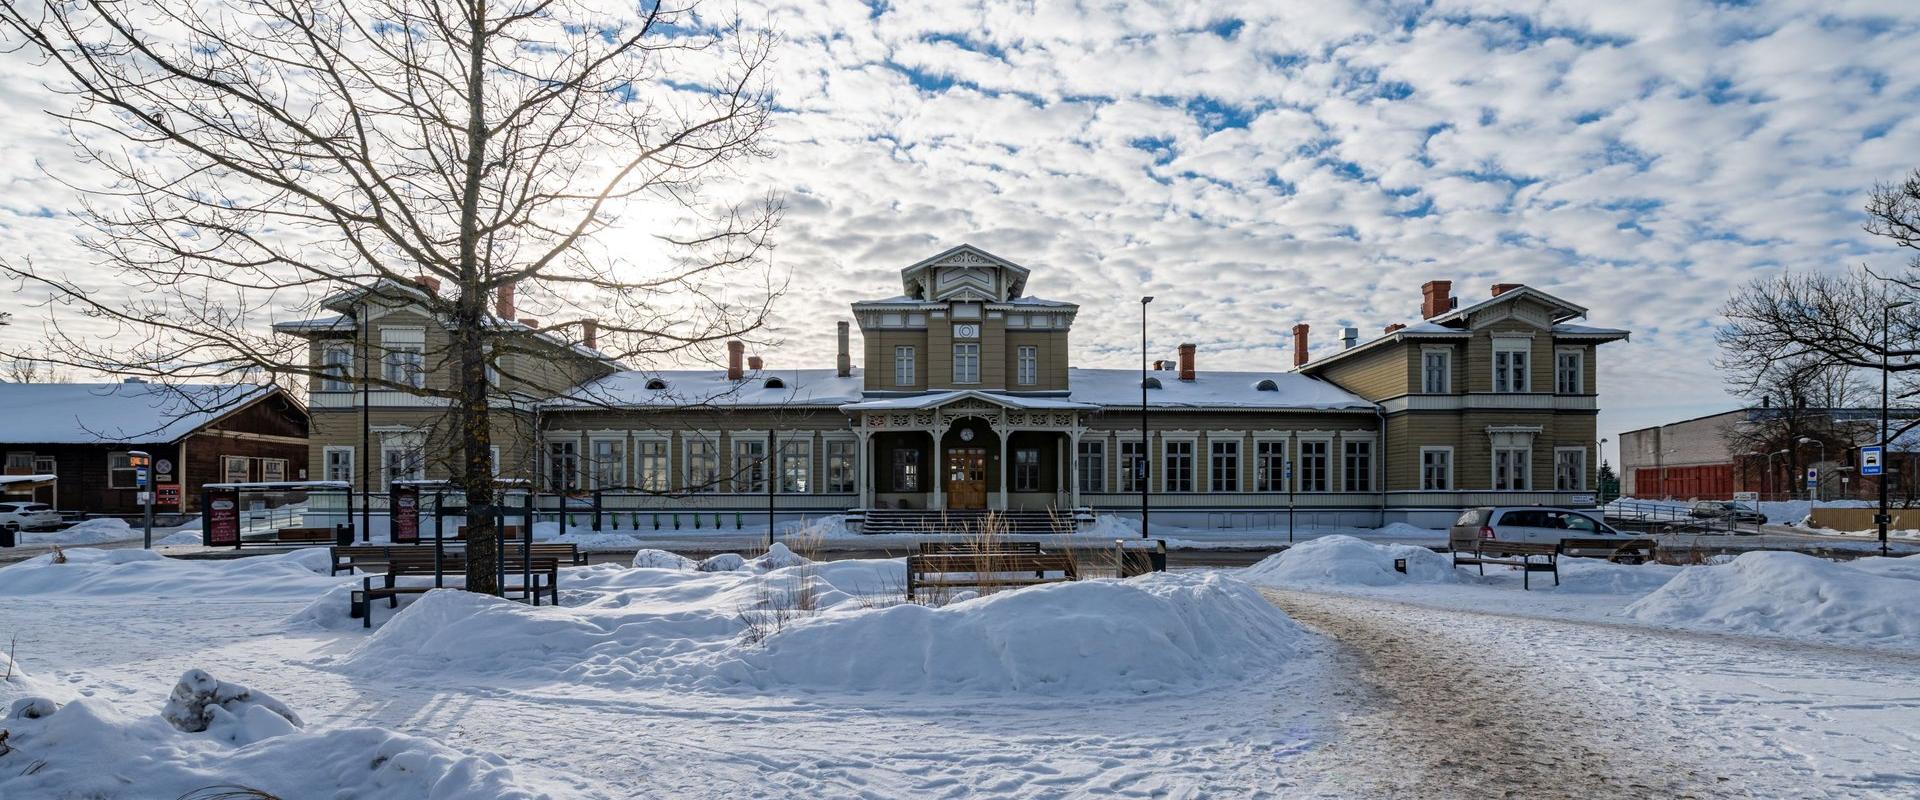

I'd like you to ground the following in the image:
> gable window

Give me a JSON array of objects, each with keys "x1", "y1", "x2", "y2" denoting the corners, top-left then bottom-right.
[
  {"x1": 685, "y1": 437, "x2": 719, "y2": 493},
  {"x1": 323, "y1": 446, "x2": 354, "y2": 483},
  {"x1": 321, "y1": 343, "x2": 353, "y2": 391},
  {"x1": 1555, "y1": 448, "x2": 1586, "y2": 491},
  {"x1": 1494, "y1": 447, "x2": 1531, "y2": 490},
  {"x1": 635, "y1": 439, "x2": 669, "y2": 492},
  {"x1": 1210, "y1": 440, "x2": 1240, "y2": 493},
  {"x1": 733, "y1": 439, "x2": 767, "y2": 493},
  {"x1": 1255, "y1": 441, "x2": 1287, "y2": 492},
  {"x1": 1077, "y1": 440, "x2": 1106, "y2": 493},
  {"x1": 1422, "y1": 349, "x2": 1450, "y2": 394},
  {"x1": 1555, "y1": 350, "x2": 1583, "y2": 394},
  {"x1": 892, "y1": 447, "x2": 920, "y2": 492},
  {"x1": 1013, "y1": 449, "x2": 1041, "y2": 491},
  {"x1": 779, "y1": 439, "x2": 811, "y2": 493},
  {"x1": 1421, "y1": 448, "x2": 1452, "y2": 490},
  {"x1": 1493, "y1": 340, "x2": 1530, "y2": 393},
  {"x1": 826, "y1": 440, "x2": 856, "y2": 493},
  {"x1": 1016, "y1": 346, "x2": 1037, "y2": 386},
  {"x1": 1344, "y1": 440, "x2": 1373, "y2": 492},
  {"x1": 1120, "y1": 440, "x2": 1148, "y2": 492},
  {"x1": 894, "y1": 346, "x2": 916, "y2": 386},
  {"x1": 953, "y1": 343, "x2": 980, "y2": 384},
  {"x1": 380, "y1": 328, "x2": 426, "y2": 389},
  {"x1": 1163, "y1": 440, "x2": 1194, "y2": 493},
  {"x1": 1298, "y1": 440, "x2": 1330, "y2": 492}
]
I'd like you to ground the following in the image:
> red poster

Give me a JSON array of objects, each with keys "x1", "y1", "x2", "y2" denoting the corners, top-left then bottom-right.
[
  {"x1": 391, "y1": 484, "x2": 420, "y2": 544},
  {"x1": 156, "y1": 485, "x2": 182, "y2": 509},
  {"x1": 205, "y1": 489, "x2": 240, "y2": 547}
]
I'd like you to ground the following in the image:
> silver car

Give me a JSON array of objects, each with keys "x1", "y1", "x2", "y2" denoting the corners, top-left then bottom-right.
[
  {"x1": 1449, "y1": 506, "x2": 1628, "y2": 546},
  {"x1": 0, "y1": 501, "x2": 61, "y2": 532}
]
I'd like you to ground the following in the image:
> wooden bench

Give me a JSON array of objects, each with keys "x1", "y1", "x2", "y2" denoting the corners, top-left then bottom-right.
[
  {"x1": 917, "y1": 541, "x2": 1043, "y2": 556},
  {"x1": 454, "y1": 525, "x2": 526, "y2": 540},
  {"x1": 497, "y1": 542, "x2": 586, "y2": 566},
  {"x1": 330, "y1": 542, "x2": 584, "y2": 576},
  {"x1": 331, "y1": 545, "x2": 394, "y2": 576},
  {"x1": 275, "y1": 527, "x2": 335, "y2": 543},
  {"x1": 905, "y1": 552, "x2": 1078, "y2": 600},
  {"x1": 1559, "y1": 537, "x2": 1658, "y2": 564},
  {"x1": 1450, "y1": 537, "x2": 1559, "y2": 589},
  {"x1": 354, "y1": 552, "x2": 560, "y2": 627}
]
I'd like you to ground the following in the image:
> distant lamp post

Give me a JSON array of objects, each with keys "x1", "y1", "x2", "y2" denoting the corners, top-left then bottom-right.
[
  {"x1": 1597, "y1": 436, "x2": 1609, "y2": 503},
  {"x1": 1769, "y1": 448, "x2": 1790, "y2": 499},
  {"x1": 1798, "y1": 436, "x2": 1826, "y2": 500},
  {"x1": 1139, "y1": 295, "x2": 1153, "y2": 540},
  {"x1": 1880, "y1": 299, "x2": 1912, "y2": 556}
]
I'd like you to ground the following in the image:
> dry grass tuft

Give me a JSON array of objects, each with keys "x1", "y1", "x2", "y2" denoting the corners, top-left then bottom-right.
[{"x1": 49, "y1": 545, "x2": 66, "y2": 564}]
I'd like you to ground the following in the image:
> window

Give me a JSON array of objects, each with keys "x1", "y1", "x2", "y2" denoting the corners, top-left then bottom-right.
[
  {"x1": 589, "y1": 438, "x2": 626, "y2": 488},
  {"x1": 1164, "y1": 440, "x2": 1194, "y2": 493},
  {"x1": 1077, "y1": 440, "x2": 1106, "y2": 493},
  {"x1": 109, "y1": 452, "x2": 138, "y2": 489},
  {"x1": 686, "y1": 437, "x2": 719, "y2": 493},
  {"x1": 1298, "y1": 440, "x2": 1329, "y2": 492},
  {"x1": 953, "y1": 343, "x2": 980, "y2": 384},
  {"x1": 321, "y1": 343, "x2": 353, "y2": 391},
  {"x1": 1210, "y1": 440, "x2": 1240, "y2": 492},
  {"x1": 1344, "y1": 440, "x2": 1373, "y2": 492},
  {"x1": 779, "y1": 439, "x2": 811, "y2": 493},
  {"x1": 1254, "y1": 379, "x2": 1279, "y2": 392},
  {"x1": 380, "y1": 328, "x2": 426, "y2": 389},
  {"x1": 1556, "y1": 350, "x2": 1583, "y2": 394},
  {"x1": 323, "y1": 447, "x2": 353, "y2": 483},
  {"x1": 1421, "y1": 448, "x2": 1452, "y2": 490},
  {"x1": 1546, "y1": 511, "x2": 1602, "y2": 533},
  {"x1": 383, "y1": 438, "x2": 426, "y2": 488},
  {"x1": 1555, "y1": 448, "x2": 1586, "y2": 491},
  {"x1": 1120, "y1": 440, "x2": 1148, "y2": 492},
  {"x1": 546, "y1": 441, "x2": 579, "y2": 493},
  {"x1": 224, "y1": 455, "x2": 251, "y2": 484},
  {"x1": 6, "y1": 451, "x2": 34, "y2": 472},
  {"x1": 1016, "y1": 346, "x2": 1037, "y2": 386},
  {"x1": 894, "y1": 346, "x2": 915, "y2": 386},
  {"x1": 892, "y1": 447, "x2": 920, "y2": 492},
  {"x1": 1493, "y1": 340, "x2": 1530, "y2": 393},
  {"x1": 1255, "y1": 441, "x2": 1287, "y2": 492},
  {"x1": 1013, "y1": 449, "x2": 1041, "y2": 491},
  {"x1": 634, "y1": 439, "x2": 668, "y2": 492},
  {"x1": 827, "y1": 440, "x2": 856, "y2": 493},
  {"x1": 1422, "y1": 349, "x2": 1450, "y2": 394},
  {"x1": 1495, "y1": 447, "x2": 1531, "y2": 490},
  {"x1": 733, "y1": 439, "x2": 767, "y2": 493}
]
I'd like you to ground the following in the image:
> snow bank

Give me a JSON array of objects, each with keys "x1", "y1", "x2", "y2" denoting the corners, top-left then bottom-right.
[
  {"x1": 1240, "y1": 535, "x2": 1459, "y2": 587},
  {"x1": 162, "y1": 669, "x2": 303, "y2": 745},
  {"x1": 1625, "y1": 552, "x2": 1920, "y2": 649},
  {"x1": 155, "y1": 529, "x2": 203, "y2": 546},
  {"x1": 20, "y1": 516, "x2": 137, "y2": 546},
  {"x1": 1553, "y1": 558, "x2": 1682, "y2": 595},
  {"x1": 335, "y1": 560, "x2": 1304, "y2": 695},
  {"x1": 631, "y1": 549, "x2": 696, "y2": 570},
  {"x1": 1083, "y1": 514, "x2": 1140, "y2": 538},
  {"x1": 0, "y1": 547, "x2": 342, "y2": 598}
]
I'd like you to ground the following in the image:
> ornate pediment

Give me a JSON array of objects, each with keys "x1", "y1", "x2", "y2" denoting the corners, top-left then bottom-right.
[{"x1": 900, "y1": 244, "x2": 1031, "y2": 302}]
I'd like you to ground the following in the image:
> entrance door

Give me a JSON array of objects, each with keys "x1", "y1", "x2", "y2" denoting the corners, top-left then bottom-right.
[{"x1": 946, "y1": 447, "x2": 987, "y2": 509}]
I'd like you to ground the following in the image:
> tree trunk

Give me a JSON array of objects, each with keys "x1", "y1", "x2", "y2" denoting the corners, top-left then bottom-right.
[{"x1": 458, "y1": 0, "x2": 497, "y2": 595}]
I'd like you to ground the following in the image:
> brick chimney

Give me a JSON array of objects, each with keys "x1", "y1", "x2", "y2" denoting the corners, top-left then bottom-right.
[
  {"x1": 495, "y1": 281, "x2": 516, "y2": 320},
  {"x1": 1421, "y1": 280, "x2": 1453, "y2": 318},
  {"x1": 836, "y1": 321, "x2": 851, "y2": 378},
  {"x1": 412, "y1": 274, "x2": 441, "y2": 295},
  {"x1": 517, "y1": 317, "x2": 538, "y2": 329},
  {"x1": 581, "y1": 320, "x2": 598, "y2": 349},
  {"x1": 1491, "y1": 283, "x2": 1522, "y2": 297},
  {"x1": 1177, "y1": 343, "x2": 1196, "y2": 381},
  {"x1": 726, "y1": 340, "x2": 744, "y2": 380},
  {"x1": 1291, "y1": 323, "x2": 1310, "y2": 368},
  {"x1": 1384, "y1": 323, "x2": 1407, "y2": 334},
  {"x1": 747, "y1": 355, "x2": 764, "y2": 371}
]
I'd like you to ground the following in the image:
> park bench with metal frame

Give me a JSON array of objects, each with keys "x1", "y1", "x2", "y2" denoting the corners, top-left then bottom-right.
[
  {"x1": 351, "y1": 551, "x2": 560, "y2": 627},
  {"x1": 1558, "y1": 537, "x2": 1659, "y2": 564},
  {"x1": 1449, "y1": 537, "x2": 1560, "y2": 589},
  {"x1": 905, "y1": 551, "x2": 1078, "y2": 600}
]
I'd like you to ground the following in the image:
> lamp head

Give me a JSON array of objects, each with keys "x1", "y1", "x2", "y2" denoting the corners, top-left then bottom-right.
[{"x1": 1141, "y1": 296, "x2": 1154, "y2": 305}]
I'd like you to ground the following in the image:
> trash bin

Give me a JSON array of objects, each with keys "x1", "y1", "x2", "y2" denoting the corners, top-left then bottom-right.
[
  {"x1": 0, "y1": 521, "x2": 16, "y2": 548},
  {"x1": 334, "y1": 523, "x2": 352, "y2": 547}
]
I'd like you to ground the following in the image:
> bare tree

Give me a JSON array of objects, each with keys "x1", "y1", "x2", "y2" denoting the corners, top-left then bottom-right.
[
  {"x1": 1715, "y1": 358, "x2": 1870, "y2": 497},
  {"x1": 0, "y1": 0, "x2": 781, "y2": 592}
]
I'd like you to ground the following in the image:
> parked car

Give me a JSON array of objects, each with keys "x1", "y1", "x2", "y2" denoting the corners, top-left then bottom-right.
[
  {"x1": 1449, "y1": 506, "x2": 1630, "y2": 546},
  {"x1": 0, "y1": 501, "x2": 61, "y2": 532},
  {"x1": 1689, "y1": 501, "x2": 1767, "y2": 525}
]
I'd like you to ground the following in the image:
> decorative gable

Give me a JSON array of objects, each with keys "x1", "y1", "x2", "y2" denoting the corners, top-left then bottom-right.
[{"x1": 900, "y1": 244, "x2": 1031, "y2": 302}]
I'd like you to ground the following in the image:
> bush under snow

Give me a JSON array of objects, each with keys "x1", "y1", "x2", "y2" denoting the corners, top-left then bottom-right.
[
  {"x1": 1625, "y1": 551, "x2": 1920, "y2": 650},
  {"x1": 0, "y1": 547, "x2": 341, "y2": 599},
  {"x1": 1240, "y1": 535, "x2": 1460, "y2": 587},
  {"x1": 162, "y1": 669, "x2": 303, "y2": 744},
  {"x1": 631, "y1": 548, "x2": 696, "y2": 570}
]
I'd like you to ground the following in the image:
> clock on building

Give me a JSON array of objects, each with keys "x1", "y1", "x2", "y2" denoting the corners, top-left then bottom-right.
[{"x1": 960, "y1": 428, "x2": 975, "y2": 442}]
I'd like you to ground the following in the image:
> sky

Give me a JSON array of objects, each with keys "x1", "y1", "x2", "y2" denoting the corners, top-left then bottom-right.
[{"x1": 3, "y1": 0, "x2": 1919, "y2": 467}]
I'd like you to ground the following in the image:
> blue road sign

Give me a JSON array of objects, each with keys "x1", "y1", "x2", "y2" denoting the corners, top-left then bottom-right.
[{"x1": 1862, "y1": 445, "x2": 1885, "y2": 476}]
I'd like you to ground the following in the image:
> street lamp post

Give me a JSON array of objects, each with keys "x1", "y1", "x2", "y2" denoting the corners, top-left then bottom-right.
[
  {"x1": 1597, "y1": 436, "x2": 1609, "y2": 503},
  {"x1": 1880, "y1": 299, "x2": 1911, "y2": 557},
  {"x1": 1798, "y1": 436, "x2": 1826, "y2": 500},
  {"x1": 1769, "y1": 448, "x2": 1789, "y2": 499},
  {"x1": 1140, "y1": 296, "x2": 1153, "y2": 540}
]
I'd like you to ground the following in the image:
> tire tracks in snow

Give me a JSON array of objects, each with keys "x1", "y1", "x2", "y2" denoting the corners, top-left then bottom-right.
[{"x1": 1262, "y1": 589, "x2": 1736, "y2": 800}]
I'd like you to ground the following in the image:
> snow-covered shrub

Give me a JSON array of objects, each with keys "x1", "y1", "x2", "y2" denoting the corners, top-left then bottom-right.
[
  {"x1": 631, "y1": 549, "x2": 696, "y2": 570},
  {"x1": 162, "y1": 669, "x2": 303, "y2": 745},
  {"x1": 697, "y1": 553, "x2": 748, "y2": 572},
  {"x1": 1240, "y1": 534, "x2": 1459, "y2": 587}
]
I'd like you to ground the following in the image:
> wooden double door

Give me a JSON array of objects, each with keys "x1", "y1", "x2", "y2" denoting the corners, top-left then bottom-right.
[{"x1": 945, "y1": 447, "x2": 987, "y2": 509}]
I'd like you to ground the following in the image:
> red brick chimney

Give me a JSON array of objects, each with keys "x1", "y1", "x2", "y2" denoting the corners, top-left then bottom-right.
[
  {"x1": 495, "y1": 281, "x2": 516, "y2": 320},
  {"x1": 726, "y1": 340, "x2": 744, "y2": 380},
  {"x1": 412, "y1": 274, "x2": 441, "y2": 295},
  {"x1": 747, "y1": 355, "x2": 764, "y2": 371},
  {"x1": 1491, "y1": 283, "x2": 1522, "y2": 297},
  {"x1": 518, "y1": 317, "x2": 538, "y2": 329},
  {"x1": 836, "y1": 321, "x2": 851, "y2": 378},
  {"x1": 1291, "y1": 323, "x2": 1310, "y2": 368},
  {"x1": 1421, "y1": 280, "x2": 1453, "y2": 318},
  {"x1": 1384, "y1": 323, "x2": 1407, "y2": 334},
  {"x1": 581, "y1": 320, "x2": 598, "y2": 349},
  {"x1": 1177, "y1": 343, "x2": 1196, "y2": 382}
]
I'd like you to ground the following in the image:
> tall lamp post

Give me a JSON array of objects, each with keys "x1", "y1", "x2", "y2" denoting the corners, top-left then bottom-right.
[
  {"x1": 1798, "y1": 436, "x2": 1826, "y2": 500},
  {"x1": 1139, "y1": 296, "x2": 1153, "y2": 540},
  {"x1": 1880, "y1": 299, "x2": 1911, "y2": 556},
  {"x1": 1769, "y1": 448, "x2": 1789, "y2": 499},
  {"x1": 1597, "y1": 436, "x2": 1609, "y2": 503}
]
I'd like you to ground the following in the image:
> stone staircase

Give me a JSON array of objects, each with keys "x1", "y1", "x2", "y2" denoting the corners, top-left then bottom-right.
[{"x1": 856, "y1": 508, "x2": 1080, "y2": 536}]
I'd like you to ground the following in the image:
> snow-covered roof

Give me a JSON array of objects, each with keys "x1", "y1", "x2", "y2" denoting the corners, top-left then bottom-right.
[
  {"x1": 1551, "y1": 323, "x2": 1631, "y2": 340},
  {"x1": 999, "y1": 296, "x2": 1076, "y2": 308},
  {"x1": 840, "y1": 391, "x2": 1098, "y2": 412},
  {"x1": 0, "y1": 474, "x2": 57, "y2": 485},
  {"x1": 1065, "y1": 368, "x2": 1373, "y2": 411},
  {"x1": 0, "y1": 382, "x2": 283, "y2": 444},
  {"x1": 548, "y1": 368, "x2": 866, "y2": 410}
]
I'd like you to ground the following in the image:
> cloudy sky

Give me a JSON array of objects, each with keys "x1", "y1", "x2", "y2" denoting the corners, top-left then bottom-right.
[{"x1": 4, "y1": 0, "x2": 1919, "y2": 465}]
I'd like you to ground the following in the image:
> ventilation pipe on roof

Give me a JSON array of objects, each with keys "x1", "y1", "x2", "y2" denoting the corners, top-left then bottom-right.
[
  {"x1": 836, "y1": 321, "x2": 851, "y2": 378},
  {"x1": 727, "y1": 340, "x2": 745, "y2": 380},
  {"x1": 1341, "y1": 327, "x2": 1359, "y2": 349},
  {"x1": 518, "y1": 317, "x2": 538, "y2": 329},
  {"x1": 747, "y1": 355, "x2": 764, "y2": 371},
  {"x1": 496, "y1": 281, "x2": 516, "y2": 320},
  {"x1": 1177, "y1": 343, "x2": 1196, "y2": 382},
  {"x1": 581, "y1": 320, "x2": 598, "y2": 350},
  {"x1": 1291, "y1": 323, "x2": 1310, "y2": 368}
]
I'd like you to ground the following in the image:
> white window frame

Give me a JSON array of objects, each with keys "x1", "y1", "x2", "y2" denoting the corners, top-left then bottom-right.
[
  {"x1": 953, "y1": 343, "x2": 980, "y2": 384},
  {"x1": 732, "y1": 431, "x2": 769, "y2": 494},
  {"x1": 1421, "y1": 346, "x2": 1451, "y2": 394},
  {"x1": 1420, "y1": 447, "x2": 1453, "y2": 491},
  {"x1": 379, "y1": 327, "x2": 427, "y2": 389},
  {"x1": 683, "y1": 431, "x2": 720, "y2": 493},
  {"x1": 777, "y1": 434, "x2": 812, "y2": 494},
  {"x1": 1555, "y1": 347, "x2": 1584, "y2": 395},
  {"x1": 1492, "y1": 338, "x2": 1531, "y2": 393},
  {"x1": 323, "y1": 446, "x2": 355, "y2": 483},
  {"x1": 1296, "y1": 435, "x2": 1332, "y2": 493},
  {"x1": 381, "y1": 433, "x2": 427, "y2": 489},
  {"x1": 321, "y1": 342, "x2": 354, "y2": 392},
  {"x1": 1016, "y1": 345, "x2": 1037, "y2": 386},
  {"x1": 1162, "y1": 435, "x2": 1197, "y2": 493},
  {"x1": 1208, "y1": 437, "x2": 1241, "y2": 493},
  {"x1": 1494, "y1": 446, "x2": 1532, "y2": 491},
  {"x1": 1076, "y1": 438, "x2": 1106, "y2": 493},
  {"x1": 1253, "y1": 436, "x2": 1290, "y2": 493},
  {"x1": 824, "y1": 435, "x2": 857, "y2": 494},
  {"x1": 633, "y1": 435, "x2": 670, "y2": 493},
  {"x1": 587, "y1": 434, "x2": 627, "y2": 489},
  {"x1": 108, "y1": 451, "x2": 138, "y2": 489},
  {"x1": 545, "y1": 437, "x2": 580, "y2": 493},
  {"x1": 1554, "y1": 446, "x2": 1587, "y2": 491},
  {"x1": 894, "y1": 345, "x2": 915, "y2": 386},
  {"x1": 1117, "y1": 434, "x2": 1149, "y2": 493},
  {"x1": 1341, "y1": 435, "x2": 1376, "y2": 493}
]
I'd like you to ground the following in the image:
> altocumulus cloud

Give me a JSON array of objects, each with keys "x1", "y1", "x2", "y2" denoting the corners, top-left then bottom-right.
[{"x1": 2, "y1": 0, "x2": 1916, "y2": 449}]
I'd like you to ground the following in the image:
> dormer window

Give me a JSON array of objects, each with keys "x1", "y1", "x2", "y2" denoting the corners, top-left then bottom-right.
[
  {"x1": 644, "y1": 378, "x2": 668, "y2": 391},
  {"x1": 1143, "y1": 377, "x2": 1162, "y2": 390},
  {"x1": 1254, "y1": 379, "x2": 1279, "y2": 392},
  {"x1": 763, "y1": 377, "x2": 786, "y2": 389}
]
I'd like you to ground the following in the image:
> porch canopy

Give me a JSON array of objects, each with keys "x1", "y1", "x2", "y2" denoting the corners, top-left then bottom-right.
[
  {"x1": 840, "y1": 391, "x2": 1098, "y2": 512},
  {"x1": 0, "y1": 474, "x2": 58, "y2": 495}
]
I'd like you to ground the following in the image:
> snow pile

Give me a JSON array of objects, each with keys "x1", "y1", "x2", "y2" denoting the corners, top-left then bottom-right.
[
  {"x1": 697, "y1": 552, "x2": 749, "y2": 572},
  {"x1": 631, "y1": 549, "x2": 696, "y2": 570},
  {"x1": 1552, "y1": 558, "x2": 1682, "y2": 594},
  {"x1": 155, "y1": 529, "x2": 203, "y2": 546},
  {"x1": 783, "y1": 515, "x2": 853, "y2": 539},
  {"x1": 1240, "y1": 535, "x2": 1460, "y2": 587},
  {"x1": 335, "y1": 560, "x2": 1305, "y2": 695},
  {"x1": 21, "y1": 516, "x2": 136, "y2": 546},
  {"x1": 162, "y1": 669, "x2": 303, "y2": 745},
  {"x1": 749, "y1": 542, "x2": 811, "y2": 571},
  {"x1": 1083, "y1": 515, "x2": 1141, "y2": 538},
  {"x1": 1625, "y1": 552, "x2": 1920, "y2": 649},
  {"x1": 0, "y1": 547, "x2": 342, "y2": 599}
]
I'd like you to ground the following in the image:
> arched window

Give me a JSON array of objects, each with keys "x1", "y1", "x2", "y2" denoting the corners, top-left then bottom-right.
[
  {"x1": 644, "y1": 378, "x2": 668, "y2": 391},
  {"x1": 1254, "y1": 379, "x2": 1279, "y2": 392},
  {"x1": 763, "y1": 377, "x2": 786, "y2": 389},
  {"x1": 1142, "y1": 377, "x2": 1162, "y2": 390}
]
